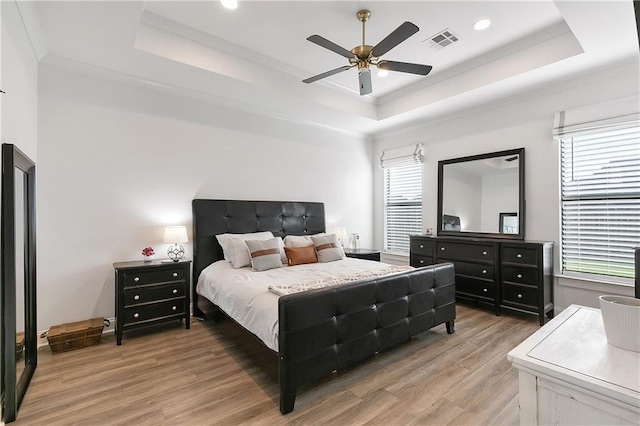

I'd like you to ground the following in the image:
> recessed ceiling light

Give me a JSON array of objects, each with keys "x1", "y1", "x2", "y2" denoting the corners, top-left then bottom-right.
[
  {"x1": 221, "y1": 0, "x2": 238, "y2": 10},
  {"x1": 377, "y1": 69, "x2": 389, "y2": 78},
  {"x1": 473, "y1": 19, "x2": 491, "y2": 31}
]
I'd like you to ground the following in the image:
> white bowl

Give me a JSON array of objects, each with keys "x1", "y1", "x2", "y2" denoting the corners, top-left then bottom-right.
[{"x1": 599, "y1": 295, "x2": 640, "y2": 352}]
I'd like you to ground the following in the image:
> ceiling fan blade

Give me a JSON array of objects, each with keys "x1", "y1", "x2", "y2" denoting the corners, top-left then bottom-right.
[
  {"x1": 378, "y1": 60, "x2": 433, "y2": 76},
  {"x1": 303, "y1": 65, "x2": 352, "y2": 84},
  {"x1": 358, "y1": 69, "x2": 372, "y2": 95},
  {"x1": 307, "y1": 35, "x2": 356, "y2": 59},
  {"x1": 371, "y1": 22, "x2": 419, "y2": 57}
]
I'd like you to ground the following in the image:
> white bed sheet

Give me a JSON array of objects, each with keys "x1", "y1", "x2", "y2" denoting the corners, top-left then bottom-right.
[{"x1": 196, "y1": 258, "x2": 392, "y2": 352}]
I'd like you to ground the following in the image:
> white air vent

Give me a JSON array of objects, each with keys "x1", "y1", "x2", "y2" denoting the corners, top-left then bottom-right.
[{"x1": 426, "y1": 29, "x2": 459, "y2": 48}]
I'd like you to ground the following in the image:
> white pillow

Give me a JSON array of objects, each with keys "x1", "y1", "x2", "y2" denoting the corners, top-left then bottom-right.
[
  {"x1": 216, "y1": 231, "x2": 274, "y2": 262},
  {"x1": 229, "y1": 236, "x2": 287, "y2": 268},
  {"x1": 283, "y1": 233, "x2": 326, "y2": 248},
  {"x1": 246, "y1": 238, "x2": 283, "y2": 272},
  {"x1": 311, "y1": 234, "x2": 346, "y2": 263}
]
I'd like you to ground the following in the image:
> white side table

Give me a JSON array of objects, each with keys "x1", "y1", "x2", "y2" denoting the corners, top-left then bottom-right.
[{"x1": 507, "y1": 304, "x2": 640, "y2": 425}]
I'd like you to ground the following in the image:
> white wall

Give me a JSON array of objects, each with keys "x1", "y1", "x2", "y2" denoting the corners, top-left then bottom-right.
[
  {"x1": 2, "y1": 0, "x2": 38, "y2": 160},
  {"x1": 373, "y1": 60, "x2": 639, "y2": 311},
  {"x1": 37, "y1": 63, "x2": 373, "y2": 330}
]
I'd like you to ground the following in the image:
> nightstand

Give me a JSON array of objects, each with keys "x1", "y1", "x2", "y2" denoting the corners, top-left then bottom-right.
[
  {"x1": 344, "y1": 248, "x2": 381, "y2": 262},
  {"x1": 113, "y1": 259, "x2": 191, "y2": 345}
]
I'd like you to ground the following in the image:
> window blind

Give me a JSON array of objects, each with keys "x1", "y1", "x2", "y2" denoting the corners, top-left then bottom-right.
[
  {"x1": 560, "y1": 124, "x2": 640, "y2": 278},
  {"x1": 384, "y1": 163, "x2": 422, "y2": 253}
]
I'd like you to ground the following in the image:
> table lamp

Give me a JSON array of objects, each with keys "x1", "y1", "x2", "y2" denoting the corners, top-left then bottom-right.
[
  {"x1": 332, "y1": 227, "x2": 348, "y2": 247},
  {"x1": 164, "y1": 225, "x2": 188, "y2": 262}
]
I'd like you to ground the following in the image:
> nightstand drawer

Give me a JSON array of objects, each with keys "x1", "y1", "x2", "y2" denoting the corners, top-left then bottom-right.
[
  {"x1": 501, "y1": 283, "x2": 538, "y2": 309},
  {"x1": 410, "y1": 237, "x2": 434, "y2": 256},
  {"x1": 123, "y1": 268, "x2": 185, "y2": 287},
  {"x1": 124, "y1": 299, "x2": 186, "y2": 325},
  {"x1": 124, "y1": 284, "x2": 185, "y2": 306},
  {"x1": 502, "y1": 266, "x2": 538, "y2": 286},
  {"x1": 411, "y1": 254, "x2": 433, "y2": 267}
]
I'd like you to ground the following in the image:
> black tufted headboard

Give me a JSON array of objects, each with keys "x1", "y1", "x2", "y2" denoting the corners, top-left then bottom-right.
[{"x1": 191, "y1": 199, "x2": 325, "y2": 310}]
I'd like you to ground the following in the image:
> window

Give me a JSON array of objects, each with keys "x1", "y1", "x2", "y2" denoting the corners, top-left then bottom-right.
[
  {"x1": 381, "y1": 144, "x2": 424, "y2": 254},
  {"x1": 560, "y1": 124, "x2": 640, "y2": 279}
]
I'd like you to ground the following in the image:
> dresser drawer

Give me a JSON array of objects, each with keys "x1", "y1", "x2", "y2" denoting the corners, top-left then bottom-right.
[
  {"x1": 123, "y1": 268, "x2": 185, "y2": 288},
  {"x1": 124, "y1": 284, "x2": 185, "y2": 306},
  {"x1": 437, "y1": 242, "x2": 496, "y2": 262},
  {"x1": 501, "y1": 246, "x2": 538, "y2": 266},
  {"x1": 411, "y1": 254, "x2": 434, "y2": 267},
  {"x1": 502, "y1": 266, "x2": 538, "y2": 286},
  {"x1": 451, "y1": 261, "x2": 494, "y2": 280},
  {"x1": 456, "y1": 276, "x2": 496, "y2": 300},
  {"x1": 124, "y1": 299, "x2": 186, "y2": 325},
  {"x1": 501, "y1": 283, "x2": 538, "y2": 309},
  {"x1": 410, "y1": 237, "x2": 434, "y2": 256}
]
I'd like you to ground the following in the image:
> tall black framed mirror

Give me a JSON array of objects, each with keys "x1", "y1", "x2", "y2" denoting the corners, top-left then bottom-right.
[
  {"x1": 1, "y1": 143, "x2": 37, "y2": 423},
  {"x1": 437, "y1": 148, "x2": 525, "y2": 240}
]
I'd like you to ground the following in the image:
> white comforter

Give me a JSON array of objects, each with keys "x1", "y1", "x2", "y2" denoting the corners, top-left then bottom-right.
[{"x1": 196, "y1": 258, "x2": 393, "y2": 351}]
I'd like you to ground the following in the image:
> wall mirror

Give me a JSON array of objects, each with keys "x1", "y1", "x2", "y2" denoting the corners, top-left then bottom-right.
[
  {"x1": 437, "y1": 148, "x2": 525, "y2": 240},
  {"x1": 1, "y1": 143, "x2": 37, "y2": 423}
]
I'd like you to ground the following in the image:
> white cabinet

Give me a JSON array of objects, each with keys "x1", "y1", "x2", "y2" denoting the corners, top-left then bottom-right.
[{"x1": 507, "y1": 305, "x2": 640, "y2": 425}]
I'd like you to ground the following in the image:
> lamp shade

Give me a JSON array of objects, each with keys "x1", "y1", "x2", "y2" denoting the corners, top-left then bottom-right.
[
  {"x1": 163, "y1": 226, "x2": 188, "y2": 244},
  {"x1": 332, "y1": 227, "x2": 347, "y2": 243}
]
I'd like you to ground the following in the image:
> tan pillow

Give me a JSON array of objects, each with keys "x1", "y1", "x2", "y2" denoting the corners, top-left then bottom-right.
[{"x1": 284, "y1": 246, "x2": 318, "y2": 266}]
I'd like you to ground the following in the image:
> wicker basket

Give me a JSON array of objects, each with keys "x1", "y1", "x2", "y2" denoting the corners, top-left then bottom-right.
[{"x1": 47, "y1": 317, "x2": 105, "y2": 354}]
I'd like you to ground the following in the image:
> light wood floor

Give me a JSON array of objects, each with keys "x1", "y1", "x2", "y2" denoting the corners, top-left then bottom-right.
[{"x1": 14, "y1": 304, "x2": 539, "y2": 425}]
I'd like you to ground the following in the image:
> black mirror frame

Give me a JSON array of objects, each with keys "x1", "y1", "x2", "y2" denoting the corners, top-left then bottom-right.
[
  {"x1": 1, "y1": 143, "x2": 37, "y2": 423},
  {"x1": 437, "y1": 148, "x2": 525, "y2": 240}
]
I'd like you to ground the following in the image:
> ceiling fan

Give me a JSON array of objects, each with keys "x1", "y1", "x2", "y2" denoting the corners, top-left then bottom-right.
[{"x1": 303, "y1": 9, "x2": 433, "y2": 96}]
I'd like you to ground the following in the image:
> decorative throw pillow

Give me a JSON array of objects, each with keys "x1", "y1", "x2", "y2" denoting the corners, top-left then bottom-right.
[
  {"x1": 245, "y1": 238, "x2": 283, "y2": 272},
  {"x1": 284, "y1": 245, "x2": 318, "y2": 266},
  {"x1": 216, "y1": 231, "x2": 273, "y2": 264},
  {"x1": 283, "y1": 233, "x2": 326, "y2": 248},
  {"x1": 311, "y1": 234, "x2": 345, "y2": 263}
]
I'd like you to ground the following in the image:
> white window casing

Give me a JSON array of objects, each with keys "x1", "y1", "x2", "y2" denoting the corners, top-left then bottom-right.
[
  {"x1": 556, "y1": 97, "x2": 640, "y2": 280},
  {"x1": 382, "y1": 144, "x2": 423, "y2": 254}
]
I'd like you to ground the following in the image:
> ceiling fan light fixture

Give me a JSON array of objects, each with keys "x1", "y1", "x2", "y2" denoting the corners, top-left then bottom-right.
[
  {"x1": 473, "y1": 19, "x2": 491, "y2": 31},
  {"x1": 377, "y1": 69, "x2": 389, "y2": 78},
  {"x1": 220, "y1": 0, "x2": 238, "y2": 10}
]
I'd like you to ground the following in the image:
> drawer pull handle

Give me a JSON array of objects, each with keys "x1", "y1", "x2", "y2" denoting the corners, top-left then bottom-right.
[
  {"x1": 517, "y1": 293, "x2": 523, "y2": 299},
  {"x1": 172, "y1": 272, "x2": 178, "y2": 277},
  {"x1": 134, "y1": 295, "x2": 140, "y2": 301},
  {"x1": 517, "y1": 274, "x2": 523, "y2": 279},
  {"x1": 482, "y1": 269, "x2": 487, "y2": 274},
  {"x1": 419, "y1": 260, "x2": 424, "y2": 264},
  {"x1": 173, "y1": 289, "x2": 178, "y2": 294},
  {"x1": 440, "y1": 247, "x2": 445, "y2": 251},
  {"x1": 133, "y1": 313, "x2": 139, "y2": 319},
  {"x1": 172, "y1": 306, "x2": 177, "y2": 311},
  {"x1": 483, "y1": 288, "x2": 488, "y2": 293},
  {"x1": 482, "y1": 251, "x2": 488, "y2": 256},
  {"x1": 516, "y1": 253, "x2": 522, "y2": 258},
  {"x1": 134, "y1": 277, "x2": 140, "y2": 282},
  {"x1": 419, "y1": 244, "x2": 424, "y2": 249}
]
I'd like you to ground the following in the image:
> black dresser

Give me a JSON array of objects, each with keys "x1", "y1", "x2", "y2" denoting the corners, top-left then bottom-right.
[
  {"x1": 114, "y1": 259, "x2": 191, "y2": 345},
  {"x1": 410, "y1": 235, "x2": 553, "y2": 325}
]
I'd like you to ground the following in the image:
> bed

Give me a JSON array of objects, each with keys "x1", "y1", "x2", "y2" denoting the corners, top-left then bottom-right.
[{"x1": 192, "y1": 199, "x2": 456, "y2": 414}]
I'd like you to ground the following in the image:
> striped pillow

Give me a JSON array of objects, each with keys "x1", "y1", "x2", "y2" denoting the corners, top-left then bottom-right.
[
  {"x1": 311, "y1": 234, "x2": 345, "y2": 263},
  {"x1": 245, "y1": 238, "x2": 283, "y2": 272}
]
